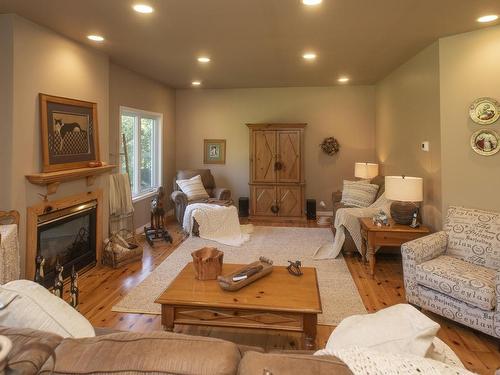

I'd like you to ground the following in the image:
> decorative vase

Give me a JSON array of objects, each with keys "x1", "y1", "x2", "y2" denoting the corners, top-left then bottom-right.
[
  {"x1": 390, "y1": 201, "x2": 418, "y2": 225},
  {"x1": 191, "y1": 247, "x2": 224, "y2": 280}
]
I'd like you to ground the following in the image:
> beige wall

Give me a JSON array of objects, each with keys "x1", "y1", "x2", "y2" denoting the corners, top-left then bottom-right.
[
  {"x1": 175, "y1": 87, "x2": 376, "y2": 208},
  {"x1": 0, "y1": 15, "x2": 13, "y2": 209},
  {"x1": 439, "y1": 26, "x2": 500, "y2": 215},
  {"x1": 4, "y1": 15, "x2": 109, "y2": 273},
  {"x1": 375, "y1": 42, "x2": 442, "y2": 229},
  {"x1": 109, "y1": 63, "x2": 176, "y2": 228}
]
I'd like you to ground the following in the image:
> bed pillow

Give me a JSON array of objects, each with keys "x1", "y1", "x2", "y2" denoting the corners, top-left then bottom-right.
[
  {"x1": 0, "y1": 280, "x2": 95, "y2": 338},
  {"x1": 176, "y1": 175, "x2": 209, "y2": 201},
  {"x1": 314, "y1": 304, "x2": 440, "y2": 358},
  {"x1": 341, "y1": 180, "x2": 379, "y2": 208}
]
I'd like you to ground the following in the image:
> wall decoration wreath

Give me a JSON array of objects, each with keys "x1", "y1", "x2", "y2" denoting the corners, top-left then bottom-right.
[{"x1": 320, "y1": 137, "x2": 340, "y2": 156}]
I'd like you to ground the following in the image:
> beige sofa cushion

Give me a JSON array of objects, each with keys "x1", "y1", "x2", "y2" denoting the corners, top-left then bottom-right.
[
  {"x1": 443, "y1": 206, "x2": 500, "y2": 270},
  {"x1": 416, "y1": 255, "x2": 496, "y2": 310},
  {"x1": 0, "y1": 326, "x2": 62, "y2": 374},
  {"x1": 238, "y1": 351, "x2": 353, "y2": 375},
  {"x1": 41, "y1": 331, "x2": 241, "y2": 374}
]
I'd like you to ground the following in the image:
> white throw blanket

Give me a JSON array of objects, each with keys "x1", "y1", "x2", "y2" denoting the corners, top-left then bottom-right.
[
  {"x1": 183, "y1": 203, "x2": 252, "y2": 246},
  {"x1": 314, "y1": 193, "x2": 392, "y2": 259}
]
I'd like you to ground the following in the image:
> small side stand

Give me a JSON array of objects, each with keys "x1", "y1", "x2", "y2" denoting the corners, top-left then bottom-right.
[{"x1": 144, "y1": 187, "x2": 173, "y2": 246}]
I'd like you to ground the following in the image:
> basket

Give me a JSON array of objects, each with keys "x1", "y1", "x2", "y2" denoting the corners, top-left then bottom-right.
[
  {"x1": 102, "y1": 230, "x2": 143, "y2": 269},
  {"x1": 191, "y1": 247, "x2": 224, "y2": 280}
]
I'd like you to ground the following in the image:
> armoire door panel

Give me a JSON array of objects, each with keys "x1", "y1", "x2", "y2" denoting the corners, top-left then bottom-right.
[
  {"x1": 252, "y1": 131, "x2": 276, "y2": 183},
  {"x1": 251, "y1": 185, "x2": 277, "y2": 216},
  {"x1": 278, "y1": 186, "x2": 303, "y2": 217},
  {"x1": 277, "y1": 131, "x2": 301, "y2": 183}
]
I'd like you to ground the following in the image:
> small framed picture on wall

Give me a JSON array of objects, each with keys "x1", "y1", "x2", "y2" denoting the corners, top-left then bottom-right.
[{"x1": 204, "y1": 139, "x2": 226, "y2": 164}]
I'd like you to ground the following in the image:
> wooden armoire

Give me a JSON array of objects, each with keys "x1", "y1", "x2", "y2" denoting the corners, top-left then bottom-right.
[{"x1": 247, "y1": 123, "x2": 306, "y2": 220}]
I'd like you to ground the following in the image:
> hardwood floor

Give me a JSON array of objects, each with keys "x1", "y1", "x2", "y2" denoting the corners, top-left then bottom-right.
[{"x1": 75, "y1": 218, "x2": 500, "y2": 374}]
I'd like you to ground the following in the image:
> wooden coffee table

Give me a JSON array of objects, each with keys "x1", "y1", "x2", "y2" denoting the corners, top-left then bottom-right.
[{"x1": 155, "y1": 263, "x2": 322, "y2": 349}]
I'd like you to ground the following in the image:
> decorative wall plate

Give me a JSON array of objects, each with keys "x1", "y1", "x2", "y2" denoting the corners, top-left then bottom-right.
[
  {"x1": 469, "y1": 97, "x2": 500, "y2": 125},
  {"x1": 470, "y1": 129, "x2": 500, "y2": 156}
]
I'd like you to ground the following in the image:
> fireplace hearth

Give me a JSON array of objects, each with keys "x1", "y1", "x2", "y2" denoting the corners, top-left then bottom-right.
[{"x1": 36, "y1": 200, "x2": 97, "y2": 287}]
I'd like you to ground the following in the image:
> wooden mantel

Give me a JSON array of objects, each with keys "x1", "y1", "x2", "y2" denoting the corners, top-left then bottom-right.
[{"x1": 26, "y1": 165, "x2": 117, "y2": 195}]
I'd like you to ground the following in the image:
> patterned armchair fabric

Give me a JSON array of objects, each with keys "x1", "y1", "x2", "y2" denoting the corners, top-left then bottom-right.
[
  {"x1": 171, "y1": 169, "x2": 231, "y2": 224},
  {"x1": 401, "y1": 206, "x2": 500, "y2": 338}
]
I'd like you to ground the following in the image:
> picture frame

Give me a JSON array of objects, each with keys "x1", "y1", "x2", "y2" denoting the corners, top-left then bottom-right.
[
  {"x1": 39, "y1": 93, "x2": 100, "y2": 172},
  {"x1": 203, "y1": 139, "x2": 226, "y2": 164}
]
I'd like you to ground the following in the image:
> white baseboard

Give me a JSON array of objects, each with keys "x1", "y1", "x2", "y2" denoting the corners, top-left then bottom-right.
[{"x1": 317, "y1": 210, "x2": 333, "y2": 217}]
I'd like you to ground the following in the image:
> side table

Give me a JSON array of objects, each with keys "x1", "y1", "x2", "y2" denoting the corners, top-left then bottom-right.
[{"x1": 359, "y1": 217, "x2": 430, "y2": 276}]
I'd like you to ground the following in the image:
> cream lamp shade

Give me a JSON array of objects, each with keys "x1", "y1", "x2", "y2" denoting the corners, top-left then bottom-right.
[
  {"x1": 354, "y1": 162, "x2": 379, "y2": 179},
  {"x1": 385, "y1": 176, "x2": 423, "y2": 202}
]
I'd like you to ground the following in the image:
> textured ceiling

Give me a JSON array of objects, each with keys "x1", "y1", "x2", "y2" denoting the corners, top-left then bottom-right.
[{"x1": 1, "y1": 0, "x2": 500, "y2": 88}]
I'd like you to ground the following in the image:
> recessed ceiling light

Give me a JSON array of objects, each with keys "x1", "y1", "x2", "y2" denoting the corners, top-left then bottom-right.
[
  {"x1": 197, "y1": 56, "x2": 211, "y2": 63},
  {"x1": 133, "y1": 4, "x2": 154, "y2": 13},
  {"x1": 338, "y1": 77, "x2": 350, "y2": 83},
  {"x1": 302, "y1": 0, "x2": 322, "y2": 5},
  {"x1": 87, "y1": 35, "x2": 104, "y2": 42},
  {"x1": 303, "y1": 52, "x2": 317, "y2": 60},
  {"x1": 192, "y1": 80, "x2": 202, "y2": 86},
  {"x1": 477, "y1": 14, "x2": 498, "y2": 23}
]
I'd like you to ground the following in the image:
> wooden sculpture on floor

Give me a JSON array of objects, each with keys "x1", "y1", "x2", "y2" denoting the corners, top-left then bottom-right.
[
  {"x1": 34, "y1": 255, "x2": 45, "y2": 285},
  {"x1": 53, "y1": 259, "x2": 64, "y2": 298},
  {"x1": 70, "y1": 265, "x2": 79, "y2": 309},
  {"x1": 144, "y1": 186, "x2": 173, "y2": 246}
]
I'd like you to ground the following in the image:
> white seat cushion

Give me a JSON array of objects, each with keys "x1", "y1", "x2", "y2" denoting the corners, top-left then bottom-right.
[
  {"x1": 176, "y1": 175, "x2": 209, "y2": 201},
  {"x1": 416, "y1": 255, "x2": 496, "y2": 311}
]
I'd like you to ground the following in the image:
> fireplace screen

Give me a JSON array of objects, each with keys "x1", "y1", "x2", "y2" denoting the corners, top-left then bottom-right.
[{"x1": 37, "y1": 200, "x2": 97, "y2": 287}]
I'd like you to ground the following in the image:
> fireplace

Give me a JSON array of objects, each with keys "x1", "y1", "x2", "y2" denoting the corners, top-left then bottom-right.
[{"x1": 36, "y1": 200, "x2": 97, "y2": 287}]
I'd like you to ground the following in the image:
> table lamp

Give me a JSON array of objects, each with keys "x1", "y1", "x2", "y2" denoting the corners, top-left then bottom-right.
[
  {"x1": 354, "y1": 162, "x2": 379, "y2": 180},
  {"x1": 385, "y1": 176, "x2": 423, "y2": 225}
]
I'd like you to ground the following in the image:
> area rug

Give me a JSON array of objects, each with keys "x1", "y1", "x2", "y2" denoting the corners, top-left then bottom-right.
[{"x1": 112, "y1": 226, "x2": 366, "y2": 325}]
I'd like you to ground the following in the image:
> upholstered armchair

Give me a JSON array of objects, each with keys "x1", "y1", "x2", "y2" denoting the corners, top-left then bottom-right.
[
  {"x1": 171, "y1": 169, "x2": 231, "y2": 224},
  {"x1": 401, "y1": 206, "x2": 500, "y2": 338}
]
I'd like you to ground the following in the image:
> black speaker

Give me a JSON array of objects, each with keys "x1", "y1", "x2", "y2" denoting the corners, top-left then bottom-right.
[
  {"x1": 239, "y1": 197, "x2": 249, "y2": 217},
  {"x1": 306, "y1": 199, "x2": 316, "y2": 220}
]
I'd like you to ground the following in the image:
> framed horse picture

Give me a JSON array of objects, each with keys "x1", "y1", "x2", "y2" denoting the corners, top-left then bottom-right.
[{"x1": 39, "y1": 93, "x2": 100, "y2": 172}]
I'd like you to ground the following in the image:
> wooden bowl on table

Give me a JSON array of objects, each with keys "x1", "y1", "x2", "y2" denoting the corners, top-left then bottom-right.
[{"x1": 191, "y1": 247, "x2": 224, "y2": 280}]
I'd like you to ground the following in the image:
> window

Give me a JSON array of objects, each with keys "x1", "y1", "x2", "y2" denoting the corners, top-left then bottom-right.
[{"x1": 120, "y1": 107, "x2": 162, "y2": 200}]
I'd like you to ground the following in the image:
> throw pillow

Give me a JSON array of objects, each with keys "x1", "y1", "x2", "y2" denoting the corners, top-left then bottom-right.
[
  {"x1": 314, "y1": 304, "x2": 440, "y2": 358},
  {"x1": 0, "y1": 280, "x2": 95, "y2": 338},
  {"x1": 341, "y1": 180, "x2": 379, "y2": 208},
  {"x1": 176, "y1": 175, "x2": 209, "y2": 201}
]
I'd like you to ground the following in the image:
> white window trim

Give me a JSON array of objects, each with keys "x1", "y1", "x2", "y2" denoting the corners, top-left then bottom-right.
[{"x1": 120, "y1": 106, "x2": 163, "y2": 202}]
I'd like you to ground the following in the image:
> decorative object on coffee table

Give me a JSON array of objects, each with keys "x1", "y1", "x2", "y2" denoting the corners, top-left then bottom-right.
[
  {"x1": 320, "y1": 136, "x2": 340, "y2": 156},
  {"x1": 359, "y1": 217, "x2": 430, "y2": 276},
  {"x1": 286, "y1": 260, "x2": 303, "y2": 277},
  {"x1": 144, "y1": 187, "x2": 173, "y2": 246},
  {"x1": 469, "y1": 97, "x2": 500, "y2": 125},
  {"x1": 155, "y1": 262, "x2": 322, "y2": 349},
  {"x1": 354, "y1": 162, "x2": 379, "y2": 180},
  {"x1": 191, "y1": 247, "x2": 224, "y2": 280},
  {"x1": 470, "y1": 128, "x2": 499, "y2": 156},
  {"x1": 204, "y1": 139, "x2": 226, "y2": 164},
  {"x1": 39, "y1": 93, "x2": 100, "y2": 172},
  {"x1": 217, "y1": 257, "x2": 273, "y2": 291},
  {"x1": 385, "y1": 176, "x2": 423, "y2": 225}
]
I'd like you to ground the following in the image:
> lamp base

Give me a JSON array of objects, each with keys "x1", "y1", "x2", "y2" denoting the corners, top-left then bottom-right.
[{"x1": 390, "y1": 201, "x2": 418, "y2": 225}]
